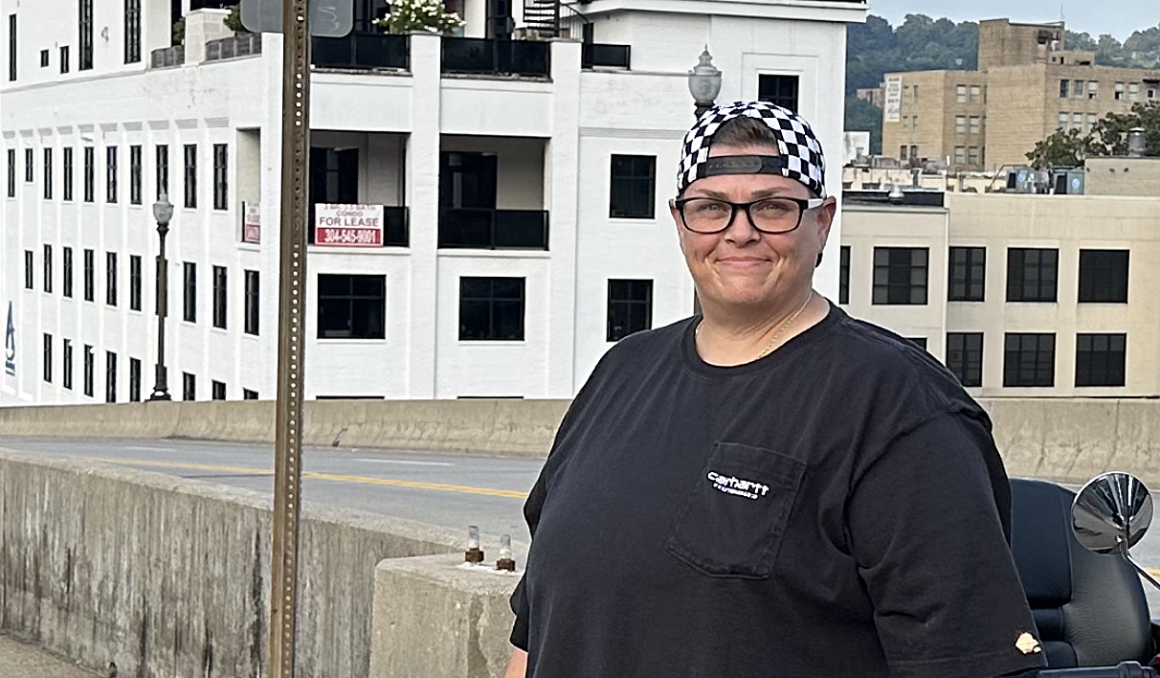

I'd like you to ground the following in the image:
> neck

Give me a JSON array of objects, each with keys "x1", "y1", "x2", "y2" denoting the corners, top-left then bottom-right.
[{"x1": 696, "y1": 289, "x2": 821, "y2": 366}]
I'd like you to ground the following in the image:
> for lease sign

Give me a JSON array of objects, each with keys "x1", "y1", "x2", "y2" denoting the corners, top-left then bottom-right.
[{"x1": 315, "y1": 204, "x2": 384, "y2": 247}]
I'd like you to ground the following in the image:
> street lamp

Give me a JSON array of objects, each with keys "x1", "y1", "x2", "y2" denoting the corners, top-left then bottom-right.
[
  {"x1": 148, "y1": 191, "x2": 175, "y2": 401},
  {"x1": 688, "y1": 47, "x2": 722, "y2": 120}
]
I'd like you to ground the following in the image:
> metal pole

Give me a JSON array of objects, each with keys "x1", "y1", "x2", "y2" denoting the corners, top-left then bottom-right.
[
  {"x1": 269, "y1": 0, "x2": 310, "y2": 675},
  {"x1": 150, "y1": 225, "x2": 171, "y2": 401}
]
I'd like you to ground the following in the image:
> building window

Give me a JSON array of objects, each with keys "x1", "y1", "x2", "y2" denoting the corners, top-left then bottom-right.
[
  {"x1": 969, "y1": 116, "x2": 981, "y2": 135},
  {"x1": 946, "y1": 332, "x2": 983, "y2": 388},
  {"x1": 757, "y1": 74, "x2": 799, "y2": 112},
  {"x1": 1088, "y1": 81, "x2": 1099, "y2": 99},
  {"x1": 1129, "y1": 84, "x2": 1140, "y2": 102},
  {"x1": 1004, "y1": 333, "x2": 1056, "y2": 387},
  {"x1": 1072, "y1": 113, "x2": 1083, "y2": 131},
  {"x1": 459, "y1": 277, "x2": 525, "y2": 341},
  {"x1": 106, "y1": 252, "x2": 117, "y2": 306},
  {"x1": 129, "y1": 145, "x2": 142, "y2": 205},
  {"x1": 7, "y1": 14, "x2": 15, "y2": 82},
  {"x1": 106, "y1": 146, "x2": 117, "y2": 203},
  {"x1": 1072, "y1": 80, "x2": 1084, "y2": 99},
  {"x1": 43, "y1": 245, "x2": 52, "y2": 293},
  {"x1": 899, "y1": 145, "x2": 908, "y2": 161},
  {"x1": 156, "y1": 145, "x2": 169, "y2": 200},
  {"x1": 124, "y1": 0, "x2": 140, "y2": 63},
  {"x1": 129, "y1": 357, "x2": 141, "y2": 402},
  {"x1": 130, "y1": 255, "x2": 142, "y2": 311},
  {"x1": 245, "y1": 270, "x2": 260, "y2": 336},
  {"x1": 953, "y1": 84, "x2": 965, "y2": 103},
  {"x1": 970, "y1": 85, "x2": 981, "y2": 103},
  {"x1": 911, "y1": 117, "x2": 918, "y2": 133},
  {"x1": 839, "y1": 245, "x2": 850, "y2": 305},
  {"x1": 63, "y1": 247, "x2": 73, "y2": 297},
  {"x1": 60, "y1": 45, "x2": 69, "y2": 73},
  {"x1": 63, "y1": 148, "x2": 73, "y2": 201},
  {"x1": 609, "y1": 155, "x2": 655, "y2": 219},
  {"x1": 909, "y1": 145, "x2": 918, "y2": 161},
  {"x1": 955, "y1": 116, "x2": 966, "y2": 134},
  {"x1": 183, "y1": 262, "x2": 197, "y2": 322},
  {"x1": 1076, "y1": 334, "x2": 1126, "y2": 387},
  {"x1": 83, "y1": 345, "x2": 94, "y2": 397},
  {"x1": 183, "y1": 372, "x2": 196, "y2": 401},
  {"x1": 317, "y1": 274, "x2": 386, "y2": 339},
  {"x1": 43, "y1": 333, "x2": 53, "y2": 383},
  {"x1": 213, "y1": 144, "x2": 228, "y2": 210},
  {"x1": 43, "y1": 148, "x2": 53, "y2": 199},
  {"x1": 1078, "y1": 250, "x2": 1129, "y2": 303},
  {"x1": 63, "y1": 339, "x2": 73, "y2": 390},
  {"x1": 954, "y1": 147, "x2": 966, "y2": 166},
  {"x1": 243, "y1": 388, "x2": 259, "y2": 400},
  {"x1": 873, "y1": 248, "x2": 928, "y2": 305},
  {"x1": 105, "y1": 351, "x2": 117, "y2": 402},
  {"x1": 901, "y1": 116, "x2": 910, "y2": 131},
  {"x1": 83, "y1": 147, "x2": 94, "y2": 202},
  {"x1": 23, "y1": 250, "x2": 33, "y2": 289},
  {"x1": 1057, "y1": 112, "x2": 1068, "y2": 131},
  {"x1": 79, "y1": 0, "x2": 93, "y2": 70},
  {"x1": 183, "y1": 144, "x2": 197, "y2": 208},
  {"x1": 967, "y1": 147, "x2": 980, "y2": 167},
  {"x1": 607, "y1": 279, "x2": 653, "y2": 342},
  {"x1": 5, "y1": 149, "x2": 13, "y2": 197},
  {"x1": 212, "y1": 265, "x2": 228, "y2": 329},
  {"x1": 24, "y1": 148, "x2": 32, "y2": 182},
  {"x1": 1115, "y1": 82, "x2": 1125, "y2": 100},
  {"x1": 83, "y1": 249, "x2": 94, "y2": 301},
  {"x1": 212, "y1": 380, "x2": 226, "y2": 400},
  {"x1": 1006, "y1": 248, "x2": 1058, "y2": 302},
  {"x1": 39, "y1": 50, "x2": 48, "y2": 67},
  {"x1": 948, "y1": 247, "x2": 985, "y2": 302}
]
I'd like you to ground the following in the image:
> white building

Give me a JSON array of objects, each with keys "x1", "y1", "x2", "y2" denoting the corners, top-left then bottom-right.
[{"x1": 0, "y1": 0, "x2": 865, "y2": 404}]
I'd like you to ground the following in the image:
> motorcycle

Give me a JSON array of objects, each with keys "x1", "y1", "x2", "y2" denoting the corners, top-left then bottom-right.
[{"x1": 1015, "y1": 471, "x2": 1160, "y2": 678}]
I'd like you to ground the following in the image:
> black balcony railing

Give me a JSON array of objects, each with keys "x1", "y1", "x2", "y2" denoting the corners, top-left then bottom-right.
[
  {"x1": 441, "y1": 38, "x2": 550, "y2": 77},
  {"x1": 438, "y1": 209, "x2": 549, "y2": 250},
  {"x1": 150, "y1": 45, "x2": 184, "y2": 69},
  {"x1": 308, "y1": 205, "x2": 409, "y2": 247},
  {"x1": 206, "y1": 34, "x2": 263, "y2": 61},
  {"x1": 581, "y1": 43, "x2": 630, "y2": 70},
  {"x1": 312, "y1": 33, "x2": 409, "y2": 70}
]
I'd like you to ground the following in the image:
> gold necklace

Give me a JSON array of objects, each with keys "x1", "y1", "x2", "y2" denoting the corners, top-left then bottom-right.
[{"x1": 697, "y1": 290, "x2": 814, "y2": 361}]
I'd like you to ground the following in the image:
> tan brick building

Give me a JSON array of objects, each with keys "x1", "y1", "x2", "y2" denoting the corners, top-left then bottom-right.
[{"x1": 882, "y1": 19, "x2": 1160, "y2": 172}]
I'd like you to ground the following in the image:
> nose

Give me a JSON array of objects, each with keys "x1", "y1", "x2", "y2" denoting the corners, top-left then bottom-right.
[{"x1": 723, "y1": 205, "x2": 761, "y2": 243}]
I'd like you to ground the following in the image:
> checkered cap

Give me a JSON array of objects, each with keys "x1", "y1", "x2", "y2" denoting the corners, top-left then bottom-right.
[{"x1": 677, "y1": 101, "x2": 827, "y2": 199}]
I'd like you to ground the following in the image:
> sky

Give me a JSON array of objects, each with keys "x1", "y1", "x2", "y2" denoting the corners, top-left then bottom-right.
[{"x1": 866, "y1": 0, "x2": 1158, "y2": 41}]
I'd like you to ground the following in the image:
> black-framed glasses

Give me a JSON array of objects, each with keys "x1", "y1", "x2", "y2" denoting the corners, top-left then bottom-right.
[{"x1": 673, "y1": 196, "x2": 825, "y2": 234}]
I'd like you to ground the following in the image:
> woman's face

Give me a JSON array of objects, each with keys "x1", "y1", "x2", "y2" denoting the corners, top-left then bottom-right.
[{"x1": 670, "y1": 143, "x2": 835, "y2": 314}]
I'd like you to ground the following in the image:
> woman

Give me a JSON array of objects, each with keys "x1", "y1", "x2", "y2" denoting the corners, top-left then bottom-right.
[{"x1": 505, "y1": 101, "x2": 1045, "y2": 678}]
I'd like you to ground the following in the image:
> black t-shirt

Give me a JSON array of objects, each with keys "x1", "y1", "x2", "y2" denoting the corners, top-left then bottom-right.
[{"x1": 510, "y1": 303, "x2": 1048, "y2": 678}]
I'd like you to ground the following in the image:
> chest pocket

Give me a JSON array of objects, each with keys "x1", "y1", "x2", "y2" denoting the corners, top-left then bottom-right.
[{"x1": 665, "y1": 441, "x2": 806, "y2": 579}]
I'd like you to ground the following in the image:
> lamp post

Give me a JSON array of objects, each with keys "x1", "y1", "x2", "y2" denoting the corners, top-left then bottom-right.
[
  {"x1": 148, "y1": 191, "x2": 174, "y2": 401},
  {"x1": 688, "y1": 48, "x2": 722, "y2": 315}
]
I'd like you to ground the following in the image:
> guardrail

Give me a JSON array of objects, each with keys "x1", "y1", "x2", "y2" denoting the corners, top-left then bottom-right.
[
  {"x1": 581, "y1": 42, "x2": 630, "y2": 69},
  {"x1": 149, "y1": 45, "x2": 185, "y2": 69},
  {"x1": 313, "y1": 33, "x2": 409, "y2": 70},
  {"x1": 438, "y1": 208, "x2": 550, "y2": 250},
  {"x1": 206, "y1": 33, "x2": 263, "y2": 61},
  {"x1": 441, "y1": 38, "x2": 550, "y2": 77}
]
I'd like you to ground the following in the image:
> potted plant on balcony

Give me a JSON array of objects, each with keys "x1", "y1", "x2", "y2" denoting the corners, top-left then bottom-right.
[{"x1": 373, "y1": 0, "x2": 465, "y2": 34}]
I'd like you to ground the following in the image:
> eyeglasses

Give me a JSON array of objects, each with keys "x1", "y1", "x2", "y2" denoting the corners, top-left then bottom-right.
[{"x1": 673, "y1": 197, "x2": 825, "y2": 234}]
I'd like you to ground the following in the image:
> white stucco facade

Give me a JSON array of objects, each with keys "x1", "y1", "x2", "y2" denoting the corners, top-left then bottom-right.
[{"x1": 0, "y1": 0, "x2": 865, "y2": 403}]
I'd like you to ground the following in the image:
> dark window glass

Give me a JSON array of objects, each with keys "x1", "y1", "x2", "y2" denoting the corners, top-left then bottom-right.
[
  {"x1": 872, "y1": 247, "x2": 928, "y2": 305},
  {"x1": 124, "y1": 0, "x2": 141, "y2": 64},
  {"x1": 129, "y1": 255, "x2": 142, "y2": 311},
  {"x1": 106, "y1": 146, "x2": 117, "y2": 203},
  {"x1": 183, "y1": 144, "x2": 197, "y2": 208},
  {"x1": 183, "y1": 372, "x2": 196, "y2": 401},
  {"x1": 129, "y1": 357, "x2": 141, "y2": 402},
  {"x1": 758, "y1": 74, "x2": 799, "y2": 112},
  {"x1": 213, "y1": 265, "x2": 227, "y2": 329},
  {"x1": 40, "y1": 49, "x2": 48, "y2": 67},
  {"x1": 62, "y1": 339, "x2": 73, "y2": 390},
  {"x1": 213, "y1": 143, "x2": 228, "y2": 210},
  {"x1": 459, "y1": 277, "x2": 525, "y2": 341},
  {"x1": 946, "y1": 332, "x2": 984, "y2": 387},
  {"x1": 609, "y1": 155, "x2": 655, "y2": 219},
  {"x1": 63, "y1": 247, "x2": 73, "y2": 297},
  {"x1": 43, "y1": 245, "x2": 52, "y2": 293},
  {"x1": 83, "y1": 146, "x2": 94, "y2": 202},
  {"x1": 106, "y1": 252, "x2": 117, "y2": 306},
  {"x1": 129, "y1": 145, "x2": 142, "y2": 205},
  {"x1": 1006, "y1": 248, "x2": 1058, "y2": 302},
  {"x1": 1075, "y1": 334, "x2": 1127, "y2": 387},
  {"x1": 839, "y1": 245, "x2": 850, "y2": 305},
  {"x1": 1004, "y1": 333, "x2": 1056, "y2": 387},
  {"x1": 6, "y1": 149, "x2": 14, "y2": 197},
  {"x1": 60, "y1": 45, "x2": 69, "y2": 73},
  {"x1": 1078, "y1": 250, "x2": 1129, "y2": 303},
  {"x1": 7, "y1": 14, "x2": 15, "y2": 82},
  {"x1": 83, "y1": 249, "x2": 94, "y2": 301},
  {"x1": 243, "y1": 388, "x2": 259, "y2": 400},
  {"x1": 79, "y1": 0, "x2": 93, "y2": 70},
  {"x1": 948, "y1": 247, "x2": 986, "y2": 301},
  {"x1": 607, "y1": 279, "x2": 652, "y2": 342},
  {"x1": 23, "y1": 250, "x2": 32, "y2": 289},
  {"x1": 43, "y1": 333, "x2": 52, "y2": 383},
  {"x1": 184, "y1": 262, "x2": 197, "y2": 322},
  {"x1": 317, "y1": 274, "x2": 386, "y2": 339},
  {"x1": 43, "y1": 148, "x2": 53, "y2": 199},
  {"x1": 83, "y1": 345, "x2": 94, "y2": 396},
  {"x1": 156, "y1": 145, "x2": 169, "y2": 200},
  {"x1": 245, "y1": 270, "x2": 260, "y2": 336},
  {"x1": 24, "y1": 148, "x2": 32, "y2": 181},
  {"x1": 63, "y1": 148, "x2": 73, "y2": 200},
  {"x1": 212, "y1": 380, "x2": 226, "y2": 400},
  {"x1": 105, "y1": 351, "x2": 117, "y2": 403}
]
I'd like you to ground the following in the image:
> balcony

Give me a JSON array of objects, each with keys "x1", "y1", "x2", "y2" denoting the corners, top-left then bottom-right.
[
  {"x1": 309, "y1": 205, "x2": 410, "y2": 248},
  {"x1": 312, "y1": 33, "x2": 409, "y2": 71},
  {"x1": 206, "y1": 34, "x2": 262, "y2": 62},
  {"x1": 438, "y1": 209, "x2": 549, "y2": 250},
  {"x1": 150, "y1": 45, "x2": 185, "y2": 69},
  {"x1": 441, "y1": 38, "x2": 550, "y2": 77},
  {"x1": 581, "y1": 43, "x2": 630, "y2": 70}
]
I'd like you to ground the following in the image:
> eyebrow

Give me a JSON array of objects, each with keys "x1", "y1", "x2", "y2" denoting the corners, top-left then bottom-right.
[{"x1": 689, "y1": 188, "x2": 804, "y2": 201}]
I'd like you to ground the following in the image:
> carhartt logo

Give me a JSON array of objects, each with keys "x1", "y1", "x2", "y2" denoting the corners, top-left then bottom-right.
[{"x1": 707, "y1": 471, "x2": 770, "y2": 500}]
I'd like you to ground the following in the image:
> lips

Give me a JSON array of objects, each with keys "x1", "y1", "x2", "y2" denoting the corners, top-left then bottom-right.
[{"x1": 716, "y1": 257, "x2": 770, "y2": 268}]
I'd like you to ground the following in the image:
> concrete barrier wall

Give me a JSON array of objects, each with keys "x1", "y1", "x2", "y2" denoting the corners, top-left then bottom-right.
[{"x1": 0, "y1": 450, "x2": 463, "y2": 678}]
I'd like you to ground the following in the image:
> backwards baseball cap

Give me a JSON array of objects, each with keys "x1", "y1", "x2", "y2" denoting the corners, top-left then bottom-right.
[{"x1": 677, "y1": 100, "x2": 828, "y2": 199}]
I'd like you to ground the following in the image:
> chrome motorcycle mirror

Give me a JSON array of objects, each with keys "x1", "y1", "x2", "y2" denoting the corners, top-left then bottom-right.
[{"x1": 1072, "y1": 472, "x2": 1160, "y2": 591}]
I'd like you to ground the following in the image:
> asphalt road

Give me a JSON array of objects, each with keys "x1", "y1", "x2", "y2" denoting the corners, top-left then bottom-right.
[{"x1": 4, "y1": 436, "x2": 1160, "y2": 617}]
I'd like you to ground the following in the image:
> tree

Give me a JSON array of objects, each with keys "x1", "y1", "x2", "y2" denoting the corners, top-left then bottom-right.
[
  {"x1": 1028, "y1": 102, "x2": 1160, "y2": 168},
  {"x1": 225, "y1": 5, "x2": 247, "y2": 34},
  {"x1": 374, "y1": 0, "x2": 464, "y2": 35},
  {"x1": 844, "y1": 96, "x2": 883, "y2": 155},
  {"x1": 1066, "y1": 31, "x2": 1098, "y2": 52},
  {"x1": 1026, "y1": 128, "x2": 1089, "y2": 169}
]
